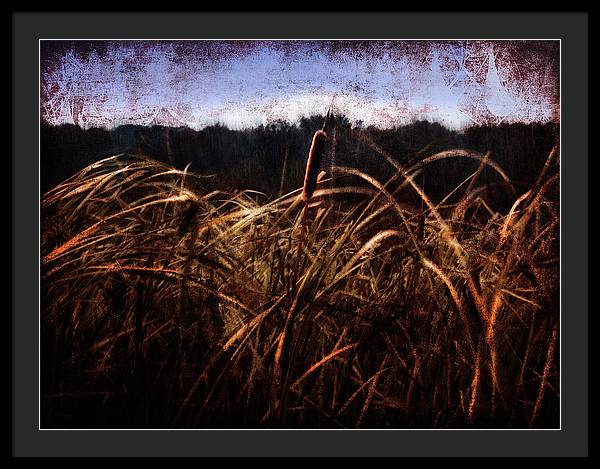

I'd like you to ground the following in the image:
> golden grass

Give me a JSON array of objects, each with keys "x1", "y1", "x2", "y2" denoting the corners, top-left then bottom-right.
[{"x1": 41, "y1": 139, "x2": 559, "y2": 429}]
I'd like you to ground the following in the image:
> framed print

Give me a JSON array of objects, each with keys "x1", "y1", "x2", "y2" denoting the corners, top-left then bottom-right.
[{"x1": 12, "y1": 11, "x2": 588, "y2": 458}]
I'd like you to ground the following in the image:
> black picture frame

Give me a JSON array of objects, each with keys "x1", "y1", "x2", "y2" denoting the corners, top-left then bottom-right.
[{"x1": 12, "y1": 11, "x2": 588, "y2": 458}]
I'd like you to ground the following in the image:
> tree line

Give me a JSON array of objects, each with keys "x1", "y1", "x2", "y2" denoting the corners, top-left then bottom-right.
[{"x1": 41, "y1": 115, "x2": 558, "y2": 208}]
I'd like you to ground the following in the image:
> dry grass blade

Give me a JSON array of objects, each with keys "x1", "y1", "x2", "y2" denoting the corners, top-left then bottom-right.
[{"x1": 292, "y1": 343, "x2": 357, "y2": 390}]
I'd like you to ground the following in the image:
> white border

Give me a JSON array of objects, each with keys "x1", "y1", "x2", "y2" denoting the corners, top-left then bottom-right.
[{"x1": 38, "y1": 38, "x2": 562, "y2": 432}]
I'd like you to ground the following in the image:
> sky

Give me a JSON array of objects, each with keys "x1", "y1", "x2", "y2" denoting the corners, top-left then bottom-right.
[{"x1": 40, "y1": 40, "x2": 559, "y2": 131}]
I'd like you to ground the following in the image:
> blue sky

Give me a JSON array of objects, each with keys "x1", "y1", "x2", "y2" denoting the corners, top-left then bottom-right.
[{"x1": 41, "y1": 40, "x2": 559, "y2": 130}]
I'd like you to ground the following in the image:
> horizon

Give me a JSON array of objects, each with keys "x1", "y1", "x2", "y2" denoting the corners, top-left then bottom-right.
[
  {"x1": 41, "y1": 40, "x2": 559, "y2": 132},
  {"x1": 40, "y1": 113, "x2": 559, "y2": 134}
]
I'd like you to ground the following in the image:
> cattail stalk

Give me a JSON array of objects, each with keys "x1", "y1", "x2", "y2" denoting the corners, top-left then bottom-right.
[
  {"x1": 278, "y1": 113, "x2": 331, "y2": 426},
  {"x1": 301, "y1": 129, "x2": 328, "y2": 204}
]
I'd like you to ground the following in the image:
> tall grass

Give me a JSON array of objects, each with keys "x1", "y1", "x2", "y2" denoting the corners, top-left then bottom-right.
[{"x1": 41, "y1": 134, "x2": 559, "y2": 428}]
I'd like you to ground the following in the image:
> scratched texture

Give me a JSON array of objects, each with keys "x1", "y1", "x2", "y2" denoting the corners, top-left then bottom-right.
[{"x1": 40, "y1": 40, "x2": 559, "y2": 130}]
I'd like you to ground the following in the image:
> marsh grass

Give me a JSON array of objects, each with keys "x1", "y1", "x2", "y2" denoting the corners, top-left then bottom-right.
[{"x1": 41, "y1": 136, "x2": 559, "y2": 429}]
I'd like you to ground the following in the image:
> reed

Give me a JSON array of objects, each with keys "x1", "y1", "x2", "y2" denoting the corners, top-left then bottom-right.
[
  {"x1": 301, "y1": 130, "x2": 328, "y2": 204},
  {"x1": 41, "y1": 132, "x2": 559, "y2": 429}
]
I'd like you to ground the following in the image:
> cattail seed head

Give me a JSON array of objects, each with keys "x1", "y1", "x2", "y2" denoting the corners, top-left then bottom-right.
[{"x1": 302, "y1": 130, "x2": 327, "y2": 203}]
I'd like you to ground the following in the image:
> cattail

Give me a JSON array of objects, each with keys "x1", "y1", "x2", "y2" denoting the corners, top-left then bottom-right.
[{"x1": 301, "y1": 130, "x2": 328, "y2": 204}]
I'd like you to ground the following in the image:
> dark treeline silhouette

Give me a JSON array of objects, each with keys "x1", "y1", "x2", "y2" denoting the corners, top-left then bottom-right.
[{"x1": 41, "y1": 116, "x2": 558, "y2": 209}]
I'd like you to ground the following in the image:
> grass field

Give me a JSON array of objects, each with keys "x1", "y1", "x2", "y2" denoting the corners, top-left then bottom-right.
[{"x1": 41, "y1": 128, "x2": 560, "y2": 428}]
